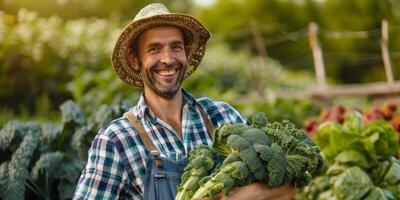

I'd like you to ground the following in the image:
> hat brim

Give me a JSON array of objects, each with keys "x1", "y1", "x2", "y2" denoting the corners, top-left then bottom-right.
[{"x1": 111, "y1": 14, "x2": 210, "y2": 88}]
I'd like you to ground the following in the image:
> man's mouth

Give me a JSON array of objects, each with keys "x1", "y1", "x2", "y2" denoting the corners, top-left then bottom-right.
[{"x1": 155, "y1": 69, "x2": 177, "y2": 76}]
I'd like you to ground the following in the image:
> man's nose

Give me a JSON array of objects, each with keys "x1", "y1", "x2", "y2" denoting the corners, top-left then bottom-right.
[{"x1": 160, "y1": 49, "x2": 175, "y2": 65}]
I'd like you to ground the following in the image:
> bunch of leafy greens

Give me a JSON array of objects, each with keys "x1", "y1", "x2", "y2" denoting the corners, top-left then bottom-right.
[
  {"x1": 296, "y1": 112, "x2": 400, "y2": 200},
  {"x1": 176, "y1": 112, "x2": 324, "y2": 200},
  {"x1": 0, "y1": 100, "x2": 129, "y2": 200}
]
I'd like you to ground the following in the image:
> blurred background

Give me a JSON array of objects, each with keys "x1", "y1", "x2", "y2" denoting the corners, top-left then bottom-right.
[
  {"x1": 1, "y1": 0, "x2": 399, "y2": 124},
  {"x1": 1, "y1": 0, "x2": 400, "y2": 199}
]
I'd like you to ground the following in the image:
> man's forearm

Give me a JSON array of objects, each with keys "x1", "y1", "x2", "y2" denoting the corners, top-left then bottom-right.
[{"x1": 199, "y1": 182, "x2": 297, "y2": 200}]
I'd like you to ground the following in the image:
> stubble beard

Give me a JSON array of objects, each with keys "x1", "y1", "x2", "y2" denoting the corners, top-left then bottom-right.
[{"x1": 140, "y1": 61, "x2": 187, "y2": 100}]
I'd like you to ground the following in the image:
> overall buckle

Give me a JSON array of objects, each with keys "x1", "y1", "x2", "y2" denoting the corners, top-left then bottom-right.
[{"x1": 150, "y1": 150, "x2": 162, "y2": 168}]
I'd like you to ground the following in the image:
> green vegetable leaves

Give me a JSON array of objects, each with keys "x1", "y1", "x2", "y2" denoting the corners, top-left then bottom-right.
[
  {"x1": 177, "y1": 112, "x2": 324, "y2": 200},
  {"x1": 298, "y1": 111, "x2": 400, "y2": 200},
  {"x1": 333, "y1": 166, "x2": 374, "y2": 200},
  {"x1": 314, "y1": 112, "x2": 400, "y2": 166},
  {"x1": 361, "y1": 120, "x2": 400, "y2": 161},
  {"x1": 343, "y1": 111, "x2": 364, "y2": 134},
  {"x1": 176, "y1": 145, "x2": 219, "y2": 200}
]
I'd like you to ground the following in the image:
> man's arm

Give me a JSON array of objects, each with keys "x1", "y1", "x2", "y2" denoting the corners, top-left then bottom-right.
[
  {"x1": 202, "y1": 182, "x2": 297, "y2": 200},
  {"x1": 221, "y1": 182, "x2": 296, "y2": 200},
  {"x1": 73, "y1": 134, "x2": 127, "y2": 200}
]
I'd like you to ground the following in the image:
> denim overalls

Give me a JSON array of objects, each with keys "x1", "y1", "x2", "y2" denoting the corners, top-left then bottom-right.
[{"x1": 124, "y1": 105, "x2": 214, "y2": 200}]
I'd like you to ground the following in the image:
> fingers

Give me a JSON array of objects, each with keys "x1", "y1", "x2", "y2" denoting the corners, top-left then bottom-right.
[
  {"x1": 194, "y1": 198, "x2": 211, "y2": 200},
  {"x1": 273, "y1": 184, "x2": 297, "y2": 200},
  {"x1": 193, "y1": 184, "x2": 297, "y2": 200},
  {"x1": 193, "y1": 192, "x2": 225, "y2": 200}
]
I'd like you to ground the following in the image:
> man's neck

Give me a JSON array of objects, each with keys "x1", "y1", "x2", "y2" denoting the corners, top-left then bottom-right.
[{"x1": 143, "y1": 88, "x2": 184, "y2": 137}]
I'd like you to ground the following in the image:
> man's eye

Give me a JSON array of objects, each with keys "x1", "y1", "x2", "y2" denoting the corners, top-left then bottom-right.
[
  {"x1": 149, "y1": 47, "x2": 160, "y2": 53},
  {"x1": 172, "y1": 45, "x2": 183, "y2": 50}
]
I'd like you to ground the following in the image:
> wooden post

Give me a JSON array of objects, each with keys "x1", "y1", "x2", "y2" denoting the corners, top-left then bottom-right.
[
  {"x1": 381, "y1": 19, "x2": 394, "y2": 84},
  {"x1": 250, "y1": 19, "x2": 268, "y2": 58},
  {"x1": 308, "y1": 22, "x2": 326, "y2": 88}
]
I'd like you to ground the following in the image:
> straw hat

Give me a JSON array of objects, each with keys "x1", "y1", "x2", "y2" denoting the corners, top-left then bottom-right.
[{"x1": 111, "y1": 3, "x2": 210, "y2": 88}]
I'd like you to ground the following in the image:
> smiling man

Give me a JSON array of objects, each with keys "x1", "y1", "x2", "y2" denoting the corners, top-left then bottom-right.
[
  {"x1": 132, "y1": 26, "x2": 188, "y2": 99},
  {"x1": 73, "y1": 3, "x2": 296, "y2": 200}
]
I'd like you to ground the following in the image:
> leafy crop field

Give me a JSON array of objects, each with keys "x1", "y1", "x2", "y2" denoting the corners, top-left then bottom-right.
[
  {"x1": 0, "y1": 100, "x2": 129, "y2": 199},
  {"x1": 1, "y1": 4, "x2": 400, "y2": 200},
  {"x1": 1, "y1": 100, "x2": 399, "y2": 199}
]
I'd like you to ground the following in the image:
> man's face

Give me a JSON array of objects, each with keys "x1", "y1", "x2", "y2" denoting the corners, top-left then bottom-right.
[{"x1": 133, "y1": 26, "x2": 189, "y2": 99}]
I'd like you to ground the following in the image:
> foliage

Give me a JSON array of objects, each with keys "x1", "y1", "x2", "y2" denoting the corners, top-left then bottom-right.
[
  {"x1": 2, "y1": 1, "x2": 400, "y2": 122},
  {"x1": 0, "y1": 16, "x2": 316, "y2": 124},
  {"x1": 185, "y1": 44, "x2": 318, "y2": 127},
  {"x1": 6, "y1": 131, "x2": 39, "y2": 200},
  {"x1": 30, "y1": 152, "x2": 64, "y2": 180},
  {"x1": 175, "y1": 144, "x2": 219, "y2": 200},
  {"x1": 0, "y1": 99, "x2": 129, "y2": 199},
  {"x1": 233, "y1": 96, "x2": 321, "y2": 128},
  {"x1": 65, "y1": 67, "x2": 141, "y2": 116},
  {"x1": 304, "y1": 101, "x2": 400, "y2": 137},
  {"x1": 333, "y1": 166, "x2": 374, "y2": 199},
  {"x1": 2, "y1": 1, "x2": 400, "y2": 199},
  {"x1": 196, "y1": 0, "x2": 400, "y2": 83},
  {"x1": 0, "y1": 0, "x2": 191, "y2": 19},
  {"x1": 176, "y1": 112, "x2": 324, "y2": 199},
  {"x1": 184, "y1": 44, "x2": 316, "y2": 103},
  {"x1": 296, "y1": 112, "x2": 400, "y2": 200},
  {"x1": 0, "y1": 9, "x2": 122, "y2": 115},
  {"x1": 314, "y1": 112, "x2": 399, "y2": 164}
]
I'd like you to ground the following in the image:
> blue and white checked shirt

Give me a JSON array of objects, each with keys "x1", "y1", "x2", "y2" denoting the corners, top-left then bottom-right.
[{"x1": 73, "y1": 89, "x2": 248, "y2": 200}]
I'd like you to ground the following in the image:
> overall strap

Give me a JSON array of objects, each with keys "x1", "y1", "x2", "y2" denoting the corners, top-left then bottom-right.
[
  {"x1": 123, "y1": 104, "x2": 215, "y2": 151},
  {"x1": 197, "y1": 105, "x2": 215, "y2": 141},
  {"x1": 123, "y1": 112, "x2": 156, "y2": 152}
]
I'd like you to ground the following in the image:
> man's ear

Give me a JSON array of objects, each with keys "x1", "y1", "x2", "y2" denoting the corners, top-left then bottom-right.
[{"x1": 128, "y1": 51, "x2": 140, "y2": 71}]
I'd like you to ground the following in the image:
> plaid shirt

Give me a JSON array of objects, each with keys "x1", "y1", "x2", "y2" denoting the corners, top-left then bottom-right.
[{"x1": 73, "y1": 89, "x2": 248, "y2": 200}]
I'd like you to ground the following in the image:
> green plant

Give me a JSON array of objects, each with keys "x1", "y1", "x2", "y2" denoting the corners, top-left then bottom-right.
[
  {"x1": 0, "y1": 9, "x2": 122, "y2": 114},
  {"x1": 0, "y1": 99, "x2": 129, "y2": 199},
  {"x1": 304, "y1": 101, "x2": 400, "y2": 137},
  {"x1": 175, "y1": 145, "x2": 219, "y2": 200},
  {"x1": 176, "y1": 112, "x2": 324, "y2": 200},
  {"x1": 296, "y1": 112, "x2": 400, "y2": 200},
  {"x1": 234, "y1": 97, "x2": 321, "y2": 128}
]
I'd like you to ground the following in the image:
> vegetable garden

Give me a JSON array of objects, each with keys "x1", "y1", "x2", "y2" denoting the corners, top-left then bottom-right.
[
  {"x1": 1, "y1": 0, "x2": 400, "y2": 199},
  {"x1": 1, "y1": 100, "x2": 399, "y2": 199}
]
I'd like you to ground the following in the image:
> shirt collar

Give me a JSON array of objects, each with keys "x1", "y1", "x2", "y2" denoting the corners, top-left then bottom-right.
[
  {"x1": 133, "y1": 88, "x2": 198, "y2": 119},
  {"x1": 181, "y1": 88, "x2": 198, "y2": 111},
  {"x1": 134, "y1": 92, "x2": 150, "y2": 119}
]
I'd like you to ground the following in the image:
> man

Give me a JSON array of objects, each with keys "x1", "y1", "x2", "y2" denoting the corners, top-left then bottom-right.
[{"x1": 74, "y1": 3, "x2": 296, "y2": 200}]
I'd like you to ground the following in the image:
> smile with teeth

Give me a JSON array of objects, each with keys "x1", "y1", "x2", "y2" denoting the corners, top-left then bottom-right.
[{"x1": 156, "y1": 69, "x2": 177, "y2": 76}]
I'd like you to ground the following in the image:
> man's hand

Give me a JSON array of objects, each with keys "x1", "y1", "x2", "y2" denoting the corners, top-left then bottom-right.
[{"x1": 198, "y1": 182, "x2": 297, "y2": 200}]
